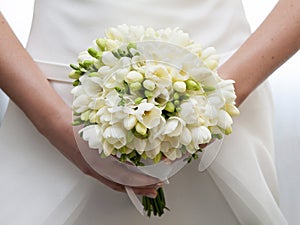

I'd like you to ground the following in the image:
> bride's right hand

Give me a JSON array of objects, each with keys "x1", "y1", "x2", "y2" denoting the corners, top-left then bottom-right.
[{"x1": 40, "y1": 105, "x2": 161, "y2": 199}]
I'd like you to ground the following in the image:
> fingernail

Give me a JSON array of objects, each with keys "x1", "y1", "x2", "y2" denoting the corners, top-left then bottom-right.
[
  {"x1": 146, "y1": 192, "x2": 157, "y2": 198},
  {"x1": 155, "y1": 182, "x2": 163, "y2": 188}
]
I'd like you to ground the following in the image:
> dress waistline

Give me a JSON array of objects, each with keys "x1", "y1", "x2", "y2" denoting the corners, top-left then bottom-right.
[{"x1": 36, "y1": 60, "x2": 72, "y2": 83}]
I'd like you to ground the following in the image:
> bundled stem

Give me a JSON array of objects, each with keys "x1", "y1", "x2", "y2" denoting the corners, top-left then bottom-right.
[{"x1": 142, "y1": 187, "x2": 169, "y2": 217}]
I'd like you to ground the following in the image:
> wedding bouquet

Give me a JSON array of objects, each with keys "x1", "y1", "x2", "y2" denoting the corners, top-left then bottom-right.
[{"x1": 69, "y1": 25, "x2": 239, "y2": 217}]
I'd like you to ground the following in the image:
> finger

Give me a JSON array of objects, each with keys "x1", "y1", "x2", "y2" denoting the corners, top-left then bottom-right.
[
  {"x1": 132, "y1": 187, "x2": 158, "y2": 198},
  {"x1": 109, "y1": 162, "x2": 161, "y2": 186},
  {"x1": 199, "y1": 143, "x2": 208, "y2": 149},
  {"x1": 90, "y1": 167, "x2": 161, "y2": 198}
]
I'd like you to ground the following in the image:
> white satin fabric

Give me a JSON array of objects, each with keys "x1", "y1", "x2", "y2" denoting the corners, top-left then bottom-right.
[
  {"x1": 0, "y1": 0, "x2": 289, "y2": 224},
  {"x1": 0, "y1": 90, "x2": 9, "y2": 126}
]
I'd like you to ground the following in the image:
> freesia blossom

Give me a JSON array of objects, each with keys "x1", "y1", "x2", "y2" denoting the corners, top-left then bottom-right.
[
  {"x1": 80, "y1": 125, "x2": 102, "y2": 149},
  {"x1": 135, "y1": 102, "x2": 162, "y2": 129},
  {"x1": 102, "y1": 124, "x2": 127, "y2": 153},
  {"x1": 163, "y1": 117, "x2": 186, "y2": 137},
  {"x1": 189, "y1": 126, "x2": 211, "y2": 151}
]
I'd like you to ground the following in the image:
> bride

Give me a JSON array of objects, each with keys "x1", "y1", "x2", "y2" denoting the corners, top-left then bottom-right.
[{"x1": 0, "y1": 0, "x2": 299, "y2": 224}]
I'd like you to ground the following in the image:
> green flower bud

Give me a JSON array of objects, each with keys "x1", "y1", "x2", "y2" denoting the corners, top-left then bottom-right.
[
  {"x1": 224, "y1": 127, "x2": 232, "y2": 135},
  {"x1": 212, "y1": 133, "x2": 223, "y2": 140},
  {"x1": 129, "y1": 82, "x2": 143, "y2": 92},
  {"x1": 180, "y1": 93, "x2": 190, "y2": 100},
  {"x1": 202, "y1": 85, "x2": 216, "y2": 92},
  {"x1": 82, "y1": 60, "x2": 94, "y2": 68},
  {"x1": 72, "y1": 118, "x2": 83, "y2": 126},
  {"x1": 80, "y1": 110, "x2": 91, "y2": 122},
  {"x1": 69, "y1": 70, "x2": 81, "y2": 79},
  {"x1": 165, "y1": 102, "x2": 175, "y2": 113},
  {"x1": 144, "y1": 90, "x2": 153, "y2": 98},
  {"x1": 186, "y1": 79, "x2": 200, "y2": 91},
  {"x1": 70, "y1": 64, "x2": 80, "y2": 70},
  {"x1": 134, "y1": 97, "x2": 144, "y2": 105},
  {"x1": 135, "y1": 122, "x2": 147, "y2": 136},
  {"x1": 174, "y1": 100, "x2": 180, "y2": 106},
  {"x1": 153, "y1": 152, "x2": 162, "y2": 164},
  {"x1": 96, "y1": 38, "x2": 106, "y2": 51},
  {"x1": 88, "y1": 72, "x2": 99, "y2": 77},
  {"x1": 114, "y1": 86, "x2": 122, "y2": 93},
  {"x1": 176, "y1": 106, "x2": 182, "y2": 112},
  {"x1": 119, "y1": 146, "x2": 127, "y2": 154},
  {"x1": 127, "y1": 42, "x2": 136, "y2": 51},
  {"x1": 173, "y1": 92, "x2": 180, "y2": 100},
  {"x1": 88, "y1": 48, "x2": 101, "y2": 59},
  {"x1": 117, "y1": 49, "x2": 127, "y2": 57},
  {"x1": 72, "y1": 79, "x2": 80, "y2": 87}
]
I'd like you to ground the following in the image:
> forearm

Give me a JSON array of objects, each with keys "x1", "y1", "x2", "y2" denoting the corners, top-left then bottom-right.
[
  {"x1": 0, "y1": 13, "x2": 70, "y2": 134},
  {"x1": 219, "y1": 0, "x2": 300, "y2": 106}
]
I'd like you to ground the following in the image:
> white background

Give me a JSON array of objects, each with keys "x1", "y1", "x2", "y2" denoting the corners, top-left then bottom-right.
[{"x1": 1, "y1": 0, "x2": 299, "y2": 224}]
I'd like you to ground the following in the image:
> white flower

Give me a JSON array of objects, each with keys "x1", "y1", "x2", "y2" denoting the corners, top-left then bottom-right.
[
  {"x1": 217, "y1": 110, "x2": 233, "y2": 131},
  {"x1": 225, "y1": 104, "x2": 240, "y2": 116},
  {"x1": 125, "y1": 71, "x2": 144, "y2": 83},
  {"x1": 135, "y1": 102, "x2": 162, "y2": 129},
  {"x1": 145, "y1": 64, "x2": 172, "y2": 89},
  {"x1": 105, "y1": 39, "x2": 121, "y2": 51},
  {"x1": 145, "y1": 146, "x2": 161, "y2": 159},
  {"x1": 77, "y1": 51, "x2": 97, "y2": 64},
  {"x1": 105, "y1": 24, "x2": 145, "y2": 42},
  {"x1": 173, "y1": 81, "x2": 186, "y2": 93},
  {"x1": 80, "y1": 76, "x2": 102, "y2": 97},
  {"x1": 98, "y1": 105, "x2": 127, "y2": 125},
  {"x1": 123, "y1": 114, "x2": 137, "y2": 130},
  {"x1": 201, "y1": 47, "x2": 217, "y2": 60},
  {"x1": 102, "y1": 51, "x2": 119, "y2": 66},
  {"x1": 163, "y1": 117, "x2": 186, "y2": 137},
  {"x1": 157, "y1": 27, "x2": 192, "y2": 47},
  {"x1": 217, "y1": 79, "x2": 238, "y2": 103},
  {"x1": 104, "y1": 91, "x2": 122, "y2": 107},
  {"x1": 80, "y1": 125, "x2": 102, "y2": 149},
  {"x1": 179, "y1": 96, "x2": 208, "y2": 125},
  {"x1": 169, "y1": 67, "x2": 190, "y2": 82},
  {"x1": 73, "y1": 94, "x2": 90, "y2": 113},
  {"x1": 180, "y1": 127, "x2": 192, "y2": 146},
  {"x1": 143, "y1": 79, "x2": 156, "y2": 91},
  {"x1": 102, "y1": 124, "x2": 127, "y2": 154},
  {"x1": 88, "y1": 97, "x2": 105, "y2": 110},
  {"x1": 189, "y1": 126, "x2": 211, "y2": 150},
  {"x1": 151, "y1": 88, "x2": 170, "y2": 106},
  {"x1": 163, "y1": 136, "x2": 180, "y2": 149},
  {"x1": 191, "y1": 67, "x2": 214, "y2": 84},
  {"x1": 160, "y1": 143, "x2": 182, "y2": 160}
]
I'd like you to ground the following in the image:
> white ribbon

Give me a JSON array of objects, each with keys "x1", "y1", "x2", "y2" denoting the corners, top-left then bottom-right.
[
  {"x1": 125, "y1": 186, "x2": 145, "y2": 216},
  {"x1": 0, "y1": 89, "x2": 9, "y2": 127}
]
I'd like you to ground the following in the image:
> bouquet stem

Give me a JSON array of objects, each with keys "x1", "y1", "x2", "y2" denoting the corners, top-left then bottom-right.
[{"x1": 142, "y1": 187, "x2": 169, "y2": 217}]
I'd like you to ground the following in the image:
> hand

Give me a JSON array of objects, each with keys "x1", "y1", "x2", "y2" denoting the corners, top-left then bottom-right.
[{"x1": 40, "y1": 105, "x2": 161, "y2": 198}]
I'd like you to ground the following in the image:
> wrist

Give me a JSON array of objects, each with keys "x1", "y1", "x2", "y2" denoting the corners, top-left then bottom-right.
[{"x1": 218, "y1": 66, "x2": 250, "y2": 107}]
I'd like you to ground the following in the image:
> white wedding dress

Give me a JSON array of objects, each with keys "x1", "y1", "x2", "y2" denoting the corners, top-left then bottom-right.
[{"x1": 0, "y1": 0, "x2": 289, "y2": 224}]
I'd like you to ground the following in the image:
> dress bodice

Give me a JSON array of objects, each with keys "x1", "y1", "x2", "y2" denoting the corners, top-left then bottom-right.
[{"x1": 27, "y1": 0, "x2": 251, "y2": 64}]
